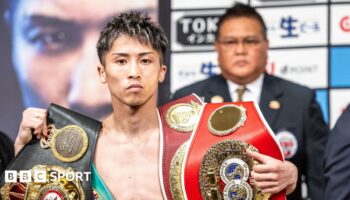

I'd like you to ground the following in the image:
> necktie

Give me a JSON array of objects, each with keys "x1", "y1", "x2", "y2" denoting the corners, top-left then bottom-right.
[{"x1": 236, "y1": 85, "x2": 246, "y2": 102}]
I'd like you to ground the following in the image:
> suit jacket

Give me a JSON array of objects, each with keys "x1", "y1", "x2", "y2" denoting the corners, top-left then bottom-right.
[
  {"x1": 324, "y1": 104, "x2": 350, "y2": 200},
  {"x1": 173, "y1": 74, "x2": 329, "y2": 200}
]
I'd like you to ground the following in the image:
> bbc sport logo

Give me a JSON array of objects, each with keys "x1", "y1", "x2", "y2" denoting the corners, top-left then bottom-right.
[{"x1": 4, "y1": 170, "x2": 91, "y2": 183}]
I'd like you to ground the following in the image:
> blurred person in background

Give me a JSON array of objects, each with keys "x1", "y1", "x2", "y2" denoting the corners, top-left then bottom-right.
[
  {"x1": 324, "y1": 104, "x2": 350, "y2": 200},
  {"x1": 173, "y1": 3, "x2": 329, "y2": 200},
  {"x1": 3, "y1": 0, "x2": 157, "y2": 119}
]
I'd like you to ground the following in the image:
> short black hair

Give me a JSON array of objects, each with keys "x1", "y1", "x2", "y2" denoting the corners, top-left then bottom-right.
[
  {"x1": 216, "y1": 3, "x2": 267, "y2": 39},
  {"x1": 97, "y1": 11, "x2": 168, "y2": 65}
]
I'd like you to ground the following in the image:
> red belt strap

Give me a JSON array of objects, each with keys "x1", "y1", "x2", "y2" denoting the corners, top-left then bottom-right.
[
  {"x1": 183, "y1": 102, "x2": 285, "y2": 200},
  {"x1": 158, "y1": 94, "x2": 203, "y2": 200}
]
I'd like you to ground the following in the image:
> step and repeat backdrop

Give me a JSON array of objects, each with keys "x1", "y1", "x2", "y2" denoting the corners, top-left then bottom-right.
[
  {"x1": 0, "y1": 0, "x2": 349, "y2": 140},
  {"x1": 166, "y1": 0, "x2": 350, "y2": 128}
]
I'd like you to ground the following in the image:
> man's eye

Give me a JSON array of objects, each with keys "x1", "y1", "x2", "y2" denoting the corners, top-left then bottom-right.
[
  {"x1": 23, "y1": 27, "x2": 80, "y2": 54},
  {"x1": 140, "y1": 59, "x2": 151, "y2": 64},
  {"x1": 245, "y1": 39, "x2": 258, "y2": 44},
  {"x1": 223, "y1": 40, "x2": 237, "y2": 45},
  {"x1": 116, "y1": 59, "x2": 127, "y2": 65}
]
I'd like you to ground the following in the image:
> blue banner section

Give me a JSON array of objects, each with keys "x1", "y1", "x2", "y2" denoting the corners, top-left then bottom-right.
[
  {"x1": 330, "y1": 47, "x2": 350, "y2": 87},
  {"x1": 316, "y1": 89, "x2": 329, "y2": 123}
]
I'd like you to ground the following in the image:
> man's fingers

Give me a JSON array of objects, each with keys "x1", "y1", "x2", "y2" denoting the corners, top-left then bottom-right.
[
  {"x1": 42, "y1": 120, "x2": 48, "y2": 136},
  {"x1": 253, "y1": 163, "x2": 279, "y2": 173},
  {"x1": 251, "y1": 171, "x2": 277, "y2": 181},
  {"x1": 254, "y1": 180, "x2": 279, "y2": 189},
  {"x1": 246, "y1": 149, "x2": 270, "y2": 164}
]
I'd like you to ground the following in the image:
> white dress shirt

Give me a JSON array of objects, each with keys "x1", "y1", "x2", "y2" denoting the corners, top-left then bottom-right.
[{"x1": 226, "y1": 74, "x2": 264, "y2": 104}]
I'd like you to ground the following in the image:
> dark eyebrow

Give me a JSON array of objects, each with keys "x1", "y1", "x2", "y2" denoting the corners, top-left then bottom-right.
[
  {"x1": 139, "y1": 52, "x2": 155, "y2": 56},
  {"x1": 23, "y1": 15, "x2": 80, "y2": 27},
  {"x1": 111, "y1": 52, "x2": 155, "y2": 57}
]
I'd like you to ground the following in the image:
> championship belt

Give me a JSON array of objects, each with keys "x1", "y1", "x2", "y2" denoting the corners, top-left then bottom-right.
[
  {"x1": 0, "y1": 104, "x2": 101, "y2": 200},
  {"x1": 182, "y1": 102, "x2": 285, "y2": 200},
  {"x1": 158, "y1": 94, "x2": 203, "y2": 200}
]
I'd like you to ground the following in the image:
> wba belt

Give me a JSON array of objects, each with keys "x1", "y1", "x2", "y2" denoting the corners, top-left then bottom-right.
[
  {"x1": 159, "y1": 94, "x2": 203, "y2": 200},
  {"x1": 0, "y1": 104, "x2": 101, "y2": 200},
  {"x1": 167, "y1": 101, "x2": 285, "y2": 200}
]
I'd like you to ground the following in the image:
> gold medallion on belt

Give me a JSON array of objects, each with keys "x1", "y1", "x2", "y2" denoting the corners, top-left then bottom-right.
[
  {"x1": 208, "y1": 105, "x2": 247, "y2": 136},
  {"x1": 199, "y1": 140, "x2": 270, "y2": 200},
  {"x1": 40, "y1": 124, "x2": 88, "y2": 162},
  {"x1": 165, "y1": 101, "x2": 201, "y2": 132}
]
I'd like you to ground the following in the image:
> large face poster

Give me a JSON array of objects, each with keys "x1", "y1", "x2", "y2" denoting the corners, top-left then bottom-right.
[{"x1": 0, "y1": 0, "x2": 158, "y2": 140}]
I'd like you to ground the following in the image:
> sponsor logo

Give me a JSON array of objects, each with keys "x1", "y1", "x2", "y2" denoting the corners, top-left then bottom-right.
[
  {"x1": 176, "y1": 15, "x2": 219, "y2": 46},
  {"x1": 280, "y1": 64, "x2": 318, "y2": 74},
  {"x1": 266, "y1": 62, "x2": 318, "y2": 75},
  {"x1": 200, "y1": 61, "x2": 218, "y2": 77},
  {"x1": 267, "y1": 15, "x2": 320, "y2": 38},
  {"x1": 340, "y1": 16, "x2": 350, "y2": 32}
]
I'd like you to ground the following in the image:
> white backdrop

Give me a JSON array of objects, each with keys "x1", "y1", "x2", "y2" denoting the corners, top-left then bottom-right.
[{"x1": 167, "y1": 0, "x2": 350, "y2": 127}]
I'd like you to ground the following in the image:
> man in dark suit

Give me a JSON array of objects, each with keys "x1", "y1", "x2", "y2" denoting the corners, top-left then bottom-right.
[
  {"x1": 324, "y1": 104, "x2": 350, "y2": 200},
  {"x1": 173, "y1": 3, "x2": 328, "y2": 200},
  {"x1": 0, "y1": 131, "x2": 14, "y2": 175}
]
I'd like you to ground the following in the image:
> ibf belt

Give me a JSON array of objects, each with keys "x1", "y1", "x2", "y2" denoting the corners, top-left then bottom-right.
[
  {"x1": 182, "y1": 102, "x2": 285, "y2": 200},
  {"x1": 158, "y1": 94, "x2": 203, "y2": 200},
  {"x1": 0, "y1": 104, "x2": 101, "y2": 200}
]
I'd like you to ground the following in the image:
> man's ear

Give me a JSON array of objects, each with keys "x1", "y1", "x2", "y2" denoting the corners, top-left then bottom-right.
[
  {"x1": 158, "y1": 64, "x2": 167, "y2": 83},
  {"x1": 97, "y1": 64, "x2": 107, "y2": 83}
]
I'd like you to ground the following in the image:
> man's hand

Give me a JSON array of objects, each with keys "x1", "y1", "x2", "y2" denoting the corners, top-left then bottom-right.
[
  {"x1": 14, "y1": 108, "x2": 48, "y2": 155},
  {"x1": 246, "y1": 149, "x2": 297, "y2": 195}
]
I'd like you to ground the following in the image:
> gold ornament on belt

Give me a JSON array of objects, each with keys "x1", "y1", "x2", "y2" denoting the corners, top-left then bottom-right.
[
  {"x1": 166, "y1": 101, "x2": 201, "y2": 132},
  {"x1": 40, "y1": 124, "x2": 89, "y2": 162},
  {"x1": 169, "y1": 142, "x2": 189, "y2": 200},
  {"x1": 208, "y1": 105, "x2": 246, "y2": 136},
  {"x1": 199, "y1": 140, "x2": 270, "y2": 200}
]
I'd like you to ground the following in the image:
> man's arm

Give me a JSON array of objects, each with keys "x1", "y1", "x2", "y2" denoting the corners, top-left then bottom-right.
[
  {"x1": 304, "y1": 91, "x2": 329, "y2": 199},
  {"x1": 324, "y1": 105, "x2": 350, "y2": 200},
  {"x1": 14, "y1": 108, "x2": 48, "y2": 155}
]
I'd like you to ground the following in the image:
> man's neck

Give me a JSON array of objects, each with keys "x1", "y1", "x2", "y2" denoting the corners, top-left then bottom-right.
[{"x1": 105, "y1": 97, "x2": 159, "y2": 137}]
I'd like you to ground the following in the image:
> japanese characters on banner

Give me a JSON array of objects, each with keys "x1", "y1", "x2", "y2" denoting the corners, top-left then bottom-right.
[{"x1": 168, "y1": 0, "x2": 350, "y2": 127}]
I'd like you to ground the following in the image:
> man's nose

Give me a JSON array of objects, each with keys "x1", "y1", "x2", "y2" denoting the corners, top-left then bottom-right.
[
  {"x1": 128, "y1": 61, "x2": 142, "y2": 79},
  {"x1": 234, "y1": 42, "x2": 247, "y2": 54},
  {"x1": 67, "y1": 33, "x2": 112, "y2": 118}
]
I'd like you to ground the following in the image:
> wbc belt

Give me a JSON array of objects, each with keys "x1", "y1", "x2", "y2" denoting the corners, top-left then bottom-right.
[
  {"x1": 0, "y1": 104, "x2": 101, "y2": 200},
  {"x1": 183, "y1": 102, "x2": 285, "y2": 200},
  {"x1": 158, "y1": 94, "x2": 203, "y2": 200}
]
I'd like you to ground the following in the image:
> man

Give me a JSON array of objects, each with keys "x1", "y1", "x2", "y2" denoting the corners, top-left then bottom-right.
[
  {"x1": 173, "y1": 3, "x2": 328, "y2": 200},
  {"x1": 4, "y1": 0, "x2": 156, "y2": 120},
  {"x1": 13, "y1": 12, "x2": 297, "y2": 199},
  {"x1": 324, "y1": 104, "x2": 350, "y2": 200},
  {"x1": 0, "y1": 131, "x2": 14, "y2": 175}
]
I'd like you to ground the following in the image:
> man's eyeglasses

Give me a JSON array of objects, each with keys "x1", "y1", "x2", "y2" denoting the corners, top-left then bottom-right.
[{"x1": 217, "y1": 37, "x2": 265, "y2": 50}]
